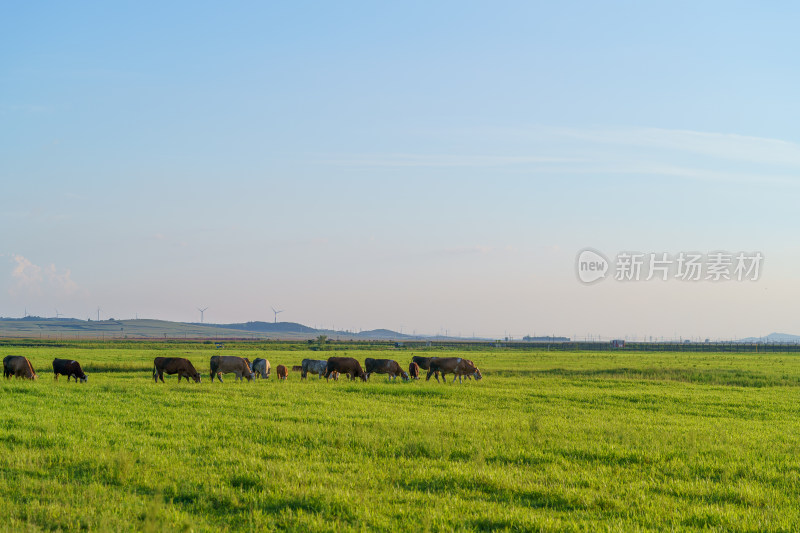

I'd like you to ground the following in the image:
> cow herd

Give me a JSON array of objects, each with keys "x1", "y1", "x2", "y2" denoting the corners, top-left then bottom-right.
[
  {"x1": 3, "y1": 354, "x2": 483, "y2": 385},
  {"x1": 2, "y1": 356, "x2": 87, "y2": 382}
]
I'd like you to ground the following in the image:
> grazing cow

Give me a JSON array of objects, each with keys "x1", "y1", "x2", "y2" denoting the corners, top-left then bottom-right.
[
  {"x1": 252, "y1": 358, "x2": 271, "y2": 379},
  {"x1": 276, "y1": 365, "x2": 288, "y2": 380},
  {"x1": 210, "y1": 355, "x2": 254, "y2": 383},
  {"x1": 364, "y1": 358, "x2": 409, "y2": 381},
  {"x1": 426, "y1": 357, "x2": 482, "y2": 383},
  {"x1": 411, "y1": 355, "x2": 440, "y2": 380},
  {"x1": 153, "y1": 357, "x2": 201, "y2": 383},
  {"x1": 3, "y1": 356, "x2": 37, "y2": 380},
  {"x1": 52, "y1": 358, "x2": 87, "y2": 383},
  {"x1": 408, "y1": 361, "x2": 420, "y2": 380},
  {"x1": 324, "y1": 357, "x2": 367, "y2": 381},
  {"x1": 300, "y1": 359, "x2": 328, "y2": 379}
]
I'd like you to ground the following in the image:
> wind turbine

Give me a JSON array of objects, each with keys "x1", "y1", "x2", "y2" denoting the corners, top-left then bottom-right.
[
  {"x1": 271, "y1": 307, "x2": 284, "y2": 323},
  {"x1": 197, "y1": 307, "x2": 208, "y2": 323},
  {"x1": 55, "y1": 309, "x2": 64, "y2": 319}
]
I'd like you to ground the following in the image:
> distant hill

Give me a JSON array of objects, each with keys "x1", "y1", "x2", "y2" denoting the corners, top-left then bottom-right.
[
  {"x1": 739, "y1": 332, "x2": 800, "y2": 343},
  {"x1": 354, "y1": 329, "x2": 410, "y2": 340},
  {"x1": 210, "y1": 321, "x2": 317, "y2": 334},
  {"x1": 0, "y1": 317, "x2": 411, "y2": 341},
  {"x1": 0, "y1": 317, "x2": 222, "y2": 339}
]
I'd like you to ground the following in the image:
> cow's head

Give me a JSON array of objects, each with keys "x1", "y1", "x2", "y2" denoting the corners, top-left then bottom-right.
[
  {"x1": 357, "y1": 371, "x2": 367, "y2": 382},
  {"x1": 473, "y1": 368, "x2": 483, "y2": 380},
  {"x1": 80, "y1": 375, "x2": 88, "y2": 383},
  {"x1": 246, "y1": 372, "x2": 255, "y2": 381},
  {"x1": 401, "y1": 371, "x2": 409, "y2": 382},
  {"x1": 192, "y1": 373, "x2": 201, "y2": 383}
]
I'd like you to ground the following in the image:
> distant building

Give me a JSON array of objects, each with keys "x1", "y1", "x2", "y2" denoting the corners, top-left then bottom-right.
[{"x1": 611, "y1": 339, "x2": 625, "y2": 348}]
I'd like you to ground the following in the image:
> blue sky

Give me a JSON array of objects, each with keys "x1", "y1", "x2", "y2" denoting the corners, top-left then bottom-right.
[{"x1": 3, "y1": 2, "x2": 800, "y2": 339}]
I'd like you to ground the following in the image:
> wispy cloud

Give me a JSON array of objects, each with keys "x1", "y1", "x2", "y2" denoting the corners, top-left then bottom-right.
[
  {"x1": 11, "y1": 255, "x2": 43, "y2": 289},
  {"x1": 415, "y1": 245, "x2": 520, "y2": 258},
  {"x1": 0, "y1": 104, "x2": 49, "y2": 114},
  {"x1": 324, "y1": 153, "x2": 573, "y2": 168},
  {"x1": 554, "y1": 127, "x2": 800, "y2": 168},
  {"x1": 331, "y1": 127, "x2": 800, "y2": 185},
  {"x1": 152, "y1": 233, "x2": 188, "y2": 248},
  {"x1": 9, "y1": 255, "x2": 78, "y2": 296}
]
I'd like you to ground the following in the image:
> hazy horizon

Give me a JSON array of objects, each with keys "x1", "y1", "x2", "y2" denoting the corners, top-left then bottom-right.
[{"x1": 4, "y1": 3, "x2": 800, "y2": 340}]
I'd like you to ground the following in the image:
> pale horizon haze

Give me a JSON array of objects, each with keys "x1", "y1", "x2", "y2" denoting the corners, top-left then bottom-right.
[{"x1": 3, "y1": 2, "x2": 800, "y2": 340}]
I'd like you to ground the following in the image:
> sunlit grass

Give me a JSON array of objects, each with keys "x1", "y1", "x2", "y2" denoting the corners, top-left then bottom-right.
[{"x1": 2, "y1": 345, "x2": 800, "y2": 531}]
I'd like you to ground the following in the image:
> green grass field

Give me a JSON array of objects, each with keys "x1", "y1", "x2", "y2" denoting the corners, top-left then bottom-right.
[{"x1": 2, "y1": 344, "x2": 800, "y2": 532}]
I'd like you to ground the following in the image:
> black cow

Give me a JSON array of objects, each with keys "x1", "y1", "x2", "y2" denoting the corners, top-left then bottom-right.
[
  {"x1": 154, "y1": 357, "x2": 202, "y2": 383},
  {"x1": 52, "y1": 359, "x2": 87, "y2": 382},
  {"x1": 324, "y1": 357, "x2": 367, "y2": 381}
]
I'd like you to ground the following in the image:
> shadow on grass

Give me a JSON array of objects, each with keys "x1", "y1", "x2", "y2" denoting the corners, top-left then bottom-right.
[{"x1": 398, "y1": 474, "x2": 579, "y2": 511}]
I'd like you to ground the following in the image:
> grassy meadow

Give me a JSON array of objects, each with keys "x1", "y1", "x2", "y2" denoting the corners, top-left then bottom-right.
[{"x1": 2, "y1": 343, "x2": 800, "y2": 531}]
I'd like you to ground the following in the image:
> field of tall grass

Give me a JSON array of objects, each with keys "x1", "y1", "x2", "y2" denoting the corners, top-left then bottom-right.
[{"x1": 2, "y1": 344, "x2": 800, "y2": 531}]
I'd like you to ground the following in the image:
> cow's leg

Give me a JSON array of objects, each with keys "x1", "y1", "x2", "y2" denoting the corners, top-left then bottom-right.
[{"x1": 159, "y1": 371, "x2": 165, "y2": 383}]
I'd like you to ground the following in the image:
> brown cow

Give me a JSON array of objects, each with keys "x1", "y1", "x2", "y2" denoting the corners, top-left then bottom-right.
[
  {"x1": 365, "y1": 358, "x2": 409, "y2": 381},
  {"x1": 324, "y1": 357, "x2": 367, "y2": 381},
  {"x1": 276, "y1": 365, "x2": 288, "y2": 380},
  {"x1": 210, "y1": 356, "x2": 254, "y2": 382},
  {"x1": 426, "y1": 357, "x2": 482, "y2": 383},
  {"x1": 411, "y1": 355, "x2": 439, "y2": 380},
  {"x1": 153, "y1": 357, "x2": 201, "y2": 383},
  {"x1": 408, "y1": 361, "x2": 420, "y2": 380},
  {"x1": 3, "y1": 356, "x2": 37, "y2": 380},
  {"x1": 52, "y1": 359, "x2": 88, "y2": 382}
]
